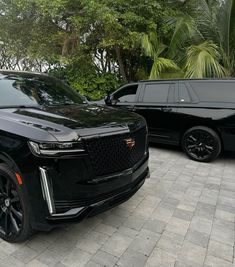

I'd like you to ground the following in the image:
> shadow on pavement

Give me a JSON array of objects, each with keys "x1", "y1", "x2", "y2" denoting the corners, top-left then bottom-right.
[{"x1": 149, "y1": 142, "x2": 235, "y2": 160}]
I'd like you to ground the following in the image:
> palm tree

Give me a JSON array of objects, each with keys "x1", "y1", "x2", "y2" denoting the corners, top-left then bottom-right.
[
  {"x1": 168, "y1": 0, "x2": 235, "y2": 77},
  {"x1": 140, "y1": 0, "x2": 235, "y2": 79},
  {"x1": 141, "y1": 32, "x2": 181, "y2": 79}
]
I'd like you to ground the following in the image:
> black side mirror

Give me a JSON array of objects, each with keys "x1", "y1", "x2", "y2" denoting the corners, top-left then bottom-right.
[
  {"x1": 86, "y1": 96, "x2": 91, "y2": 102},
  {"x1": 105, "y1": 94, "x2": 112, "y2": 105},
  {"x1": 105, "y1": 94, "x2": 119, "y2": 106}
]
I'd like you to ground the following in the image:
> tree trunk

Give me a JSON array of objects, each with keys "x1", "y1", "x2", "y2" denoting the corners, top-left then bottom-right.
[
  {"x1": 62, "y1": 34, "x2": 70, "y2": 56},
  {"x1": 114, "y1": 45, "x2": 128, "y2": 83}
]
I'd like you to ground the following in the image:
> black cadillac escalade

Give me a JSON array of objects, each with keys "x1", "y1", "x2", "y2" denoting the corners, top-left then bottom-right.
[
  {"x1": 0, "y1": 70, "x2": 149, "y2": 242},
  {"x1": 106, "y1": 79, "x2": 235, "y2": 162}
]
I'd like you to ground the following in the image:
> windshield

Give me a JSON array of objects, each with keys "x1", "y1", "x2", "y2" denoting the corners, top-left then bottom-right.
[{"x1": 0, "y1": 72, "x2": 85, "y2": 107}]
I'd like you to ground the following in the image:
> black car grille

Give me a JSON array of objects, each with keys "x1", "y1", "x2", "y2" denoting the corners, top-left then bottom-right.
[{"x1": 83, "y1": 127, "x2": 147, "y2": 176}]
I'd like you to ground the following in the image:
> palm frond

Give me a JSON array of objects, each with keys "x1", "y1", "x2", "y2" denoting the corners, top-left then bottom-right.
[
  {"x1": 150, "y1": 57, "x2": 180, "y2": 79},
  {"x1": 140, "y1": 32, "x2": 180, "y2": 79},
  {"x1": 141, "y1": 32, "x2": 166, "y2": 58},
  {"x1": 192, "y1": 0, "x2": 219, "y2": 42},
  {"x1": 188, "y1": 0, "x2": 212, "y2": 25},
  {"x1": 217, "y1": 0, "x2": 235, "y2": 55},
  {"x1": 141, "y1": 33, "x2": 155, "y2": 58},
  {"x1": 185, "y1": 41, "x2": 228, "y2": 78},
  {"x1": 166, "y1": 14, "x2": 202, "y2": 59}
]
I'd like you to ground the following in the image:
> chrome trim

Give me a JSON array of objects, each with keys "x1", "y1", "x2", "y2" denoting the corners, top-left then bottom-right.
[
  {"x1": 51, "y1": 194, "x2": 120, "y2": 218},
  {"x1": 39, "y1": 167, "x2": 55, "y2": 215},
  {"x1": 51, "y1": 207, "x2": 85, "y2": 217}
]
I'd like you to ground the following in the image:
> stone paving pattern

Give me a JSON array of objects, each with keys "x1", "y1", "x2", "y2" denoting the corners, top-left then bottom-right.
[{"x1": 0, "y1": 145, "x2": 235, "y2": 267}]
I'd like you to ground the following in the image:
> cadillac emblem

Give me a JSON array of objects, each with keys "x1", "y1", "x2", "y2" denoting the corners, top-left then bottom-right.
[{"x1": 124, "y1": 138, "x2": 135, "y2": 149}]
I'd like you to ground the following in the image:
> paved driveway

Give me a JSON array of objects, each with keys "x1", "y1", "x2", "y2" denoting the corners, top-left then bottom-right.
[{"x1": 0, "y1": 145, "x2": 235, "y2": 267}]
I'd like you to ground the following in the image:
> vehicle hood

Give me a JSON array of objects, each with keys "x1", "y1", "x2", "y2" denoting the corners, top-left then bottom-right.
[{"x1": 0, "y1": 105, "x2": 146, "y2": 142}]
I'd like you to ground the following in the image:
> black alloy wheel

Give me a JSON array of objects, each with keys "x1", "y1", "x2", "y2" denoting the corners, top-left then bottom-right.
[
  {"x1": 182, "y1": 126, "x2": 221, "y2": 162},
  {"x1": 0, "y1": 164, "x2": 32, "y2": 242}
]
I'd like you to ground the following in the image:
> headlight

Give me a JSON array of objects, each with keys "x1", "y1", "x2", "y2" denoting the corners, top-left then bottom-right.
[{"x1": 28, "y1": 141, "x2": 85, "y2": 157}]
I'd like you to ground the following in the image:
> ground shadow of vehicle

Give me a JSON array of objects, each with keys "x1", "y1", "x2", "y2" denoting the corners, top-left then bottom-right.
[{"x1": 149, "y1": 142, "x2": 235, "y2": 161}]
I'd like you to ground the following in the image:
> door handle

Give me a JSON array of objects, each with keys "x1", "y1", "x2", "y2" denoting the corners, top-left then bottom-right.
[{"x1": 161, "y1": 107, "x2": 172, "y2": 112}]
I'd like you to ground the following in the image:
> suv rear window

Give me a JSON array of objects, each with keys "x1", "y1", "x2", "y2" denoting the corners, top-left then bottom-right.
[
  {"x1": 143, "y1": 83, "x2": 170, "y2": 103},
  {"x1": 190, "y1": 82, "x2": 235, "y2": 103}
]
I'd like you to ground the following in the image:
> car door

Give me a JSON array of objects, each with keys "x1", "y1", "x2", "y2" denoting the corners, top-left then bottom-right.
[
  {"x1": 110, "y1": 84, "x2": 141, "y2": 111},
  {"x1": 134, "y1": 81, "x2": 179, "y2": 144}
]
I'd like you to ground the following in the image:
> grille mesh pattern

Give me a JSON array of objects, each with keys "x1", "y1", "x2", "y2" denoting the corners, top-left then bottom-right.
[{"x1": 83, "y1": 127, "x2": 147, "y2": 176}]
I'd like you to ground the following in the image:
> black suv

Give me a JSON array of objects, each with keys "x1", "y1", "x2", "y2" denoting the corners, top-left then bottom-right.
[
  {"x1": 0, "y1": 70, "x2": 149, "y2": 242},
  {"x1": 106, "y1": 79, "x2": 235, "y2": 162}
]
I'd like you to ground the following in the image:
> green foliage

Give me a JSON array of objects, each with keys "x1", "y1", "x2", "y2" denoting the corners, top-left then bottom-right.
[
  {"x1": 50, "y1": 64, "x2": 121, "y2": 100},
  {"x1": 0, "y1": 0, "x2": 235, "y2": 99},
  {"x1": 69, "y1": 73, "x2": 121, "y2": 100},
  {"x1": 150, "y1": 57, "x2": 180, "y2": 79},
  {"x1": 141, "y1": 32, "x2": 180, "y2": 78},
  {"x1": 185, "y1": 41, "x2": 228, "y2": 78}
]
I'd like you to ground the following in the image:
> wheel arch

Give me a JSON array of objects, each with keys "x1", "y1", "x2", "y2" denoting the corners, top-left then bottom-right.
[{"x1": 0, "y1": 153, "x2": 21, "y2": 173}]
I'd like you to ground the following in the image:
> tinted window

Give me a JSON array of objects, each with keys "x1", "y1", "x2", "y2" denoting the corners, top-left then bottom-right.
[
  {"x1": 0, "y1": 73, "x2": 85, "y2": 107},
  {"x1": 190, "y1": 82, "x2": 235, "y2": 103},
  {"x1": 114, "y1": 85, "x2": 138, "y2": 103},
  {"x1": 143, "y1": 83, "x2": 170, "y2": 103},
  {"x1": 179, "y1": 84, "x2": 191, "y2": 103}
]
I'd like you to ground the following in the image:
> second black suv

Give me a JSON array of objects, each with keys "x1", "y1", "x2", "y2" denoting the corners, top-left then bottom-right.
[{"x1": 106, "y1": 79, "x2": 235, "y2": 162}]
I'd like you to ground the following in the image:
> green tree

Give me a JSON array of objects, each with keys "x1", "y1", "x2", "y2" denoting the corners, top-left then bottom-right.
[{"x1": 1, "y1": 0, "x2": 235, "y2": 98}]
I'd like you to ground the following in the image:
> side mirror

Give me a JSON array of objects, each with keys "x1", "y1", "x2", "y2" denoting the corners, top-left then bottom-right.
[
  {"x1": 105, "y1": 94, "x2": 119, "y2": 106},
  {"x1": 84, "y1": 96, "x2": 91, "y2": 102},
  {"x1": 105, "y1": 94, "x2": 112, "y2": 105}
]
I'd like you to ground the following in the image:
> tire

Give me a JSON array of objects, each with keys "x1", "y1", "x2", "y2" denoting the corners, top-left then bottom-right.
[
  {"x1": 0, "y1": 163, "x2": 33, "y2": 243},
  {"x1": 182, "y1": 126, "x2": 221, "y2": 162}
]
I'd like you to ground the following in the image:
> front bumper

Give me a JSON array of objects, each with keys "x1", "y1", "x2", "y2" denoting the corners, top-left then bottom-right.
[{"x1": 41, "y1": 157, "x2": 149, "y2": 225}]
